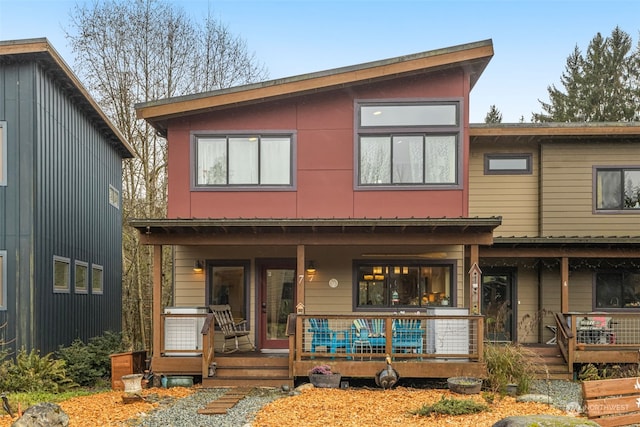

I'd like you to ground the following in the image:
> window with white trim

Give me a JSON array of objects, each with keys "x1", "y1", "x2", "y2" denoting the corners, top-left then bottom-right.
[
  {"x1": 75, "y1": 260, "x2": 88, "y2": 294},
  {"x1": 0, "y1": 121, "x2": 6, "y2": 186},
  {"x1": 0, "y1": 251, "x2": 6, "y2": 310},
  {"x1": 53, "y1": 256, "x2": 70, "y2": 293},
  {"x1": 596, "y1": 167, "x2": 640, "y2": 210},
  {"x1": 195, "y1": 134, "x2": 292, "y2": 187},
  {"x1": 92, "y1": 264, "x2": 104, "y2": 294},
  {"x1": 357, "y1": 102, "x2": 460, "y2": 187}
]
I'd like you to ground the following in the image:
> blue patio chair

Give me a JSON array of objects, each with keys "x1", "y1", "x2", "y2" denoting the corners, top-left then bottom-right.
[
  {"x1": 392, "y1": 318, "x2": 423, "y2": 354},
  {"x1": 352, "y1": 318, "x2": 387, "y2": 347},
  {"x1": 308, "y1": 318, "x2": 348, "y2": 357}
]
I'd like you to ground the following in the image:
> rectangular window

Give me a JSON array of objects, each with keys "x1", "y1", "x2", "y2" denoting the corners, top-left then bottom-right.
[
  {"x1": 109, "y1": 185, "x2": 120, "y2": 209},
  {"x1": 595, "y1": 168, "x2": 640, "y2": 210},
  {"x1": 92, "y1": 264, "x2": 104, "y2": 294},
  {"x1": 0, "y1": 250, "x2": 6, "y2": 310},
  {"x1": 195, "y1": 135, "x2": 292, "y2": 187},
  {"x1": 74, "y1": 261, "x2": 88, "y2": 294},
  {"x1": 357, "y1": 101, "x2": 460, "y2": 187},
  {"x1": 0, "y1": 121, "x2": 6, "y2": 185},
  {"x1": 595, "y1": 271, "x2": 640, "y2": 309},
  {"x1": 53, "y1": 256, "x2": 70, "y2": 293},
  {"x1": 355, "y1": 262, "x2": 454, "y2": 309},
  {"x1": 484, "y1": 153, "x2": 532, "y2": 175},
  {"x1": 209, "y1": 262, "x2": 249, "y2": 322}
]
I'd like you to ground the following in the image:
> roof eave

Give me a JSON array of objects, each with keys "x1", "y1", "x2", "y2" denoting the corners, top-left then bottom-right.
[{"x1": 135, "y1": 39, "x2": 494, "y2": 135}]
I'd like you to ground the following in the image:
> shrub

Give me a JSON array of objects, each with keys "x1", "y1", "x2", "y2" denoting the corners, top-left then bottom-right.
[
  {"x1": 484, "y1": 343, "x2": 539, "y2": 395},
  {"x1": 411, "y1": 395, "x2": 488, "y2": 416},
  {"x1": 58, "y1": 331, "x2": 125, "y2": 387},
  {"x1": 4, "y1": 348, "x2": 74, "y2": 393}
]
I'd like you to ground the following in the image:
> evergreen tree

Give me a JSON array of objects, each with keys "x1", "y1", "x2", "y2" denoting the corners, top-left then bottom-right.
[
  {"x1": 484, "y1": 105, "x2": 503, "y2": 123},
  {"x1": 534, "y1": 26, "x2": 639, "y2": 122}
]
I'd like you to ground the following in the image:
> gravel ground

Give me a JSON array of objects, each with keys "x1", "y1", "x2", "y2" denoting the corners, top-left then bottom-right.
[{"x1": 126, "y1": 379, "x2": 583, "y2": 427}]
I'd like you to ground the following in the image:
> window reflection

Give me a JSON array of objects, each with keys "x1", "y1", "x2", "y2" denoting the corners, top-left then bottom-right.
[{"x1": 357, "y1": 264, "x2": 452, "y2": 308}]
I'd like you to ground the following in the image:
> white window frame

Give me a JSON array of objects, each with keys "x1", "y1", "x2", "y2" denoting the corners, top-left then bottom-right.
[
  {"x1": 91, "y1": 264, "x2": 104, "y2": 295},
  {"x1": 53, "y1": 256, "x2": 71, "y2": 294},
  {"x1": 0, "y1": 121, "x2": 6, "y2": 186},
  {"x1": 109, "y1": 185, "x2": 120, "y2": 209},
  {"x1": 74, "y1": 260, "x2": 89, "y2": 294},
  {"x1": 193, "y1": 133, "x2": 295, "y2": 189},
  {"x1": 355, "y1": 100, "x2": 462, "y2": 189},
  {"x1": 0, "y1": 251, "x2": 6, "y2": 310}
]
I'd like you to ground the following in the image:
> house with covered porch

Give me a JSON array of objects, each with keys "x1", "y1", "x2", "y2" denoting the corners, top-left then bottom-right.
[{"x1": 132, "y1": 39, "x2": 640, "y2": 387}]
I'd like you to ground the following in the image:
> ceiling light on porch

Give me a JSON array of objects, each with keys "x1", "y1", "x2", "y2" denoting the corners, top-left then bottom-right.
[{"x1": 193, "y1": 260, "x2": 203, "y2": 273}]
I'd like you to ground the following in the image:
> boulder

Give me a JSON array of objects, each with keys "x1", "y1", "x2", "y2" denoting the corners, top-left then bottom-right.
[
  {"x1": 492, "y1": 415, "x2": 600, "y2": 427},
  {"x1": 11, "y1": 402, "x2": 69, "y2": 427}
]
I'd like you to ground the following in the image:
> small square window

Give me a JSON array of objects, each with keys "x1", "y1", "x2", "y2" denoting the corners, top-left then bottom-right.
[
  {"x1": 109, "y1": 185, "x2": 120, "y2": 208},
  {"x1": 0, "y1": 121, "x2": 6, "y2": 186},
  {"x1": 484, "y1": 154, "x2": 532, "y2": 175},
  {"x1": 92, "y1": 264, "x2": 104, "y2": 295},
  {"x1": 53, "y1": 256, "x2": 71, "y2": 293},
  {"x1": 75, "y1": 261, "x2": 88, "y2": 294},
  {"x1": 0, "y1": 250, "x2": 6, "y2": 310}
]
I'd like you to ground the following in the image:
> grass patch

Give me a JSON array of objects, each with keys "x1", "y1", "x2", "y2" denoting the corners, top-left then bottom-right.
[{"x1": 410, "y1": 395, "x2": 489, "y2": 417}]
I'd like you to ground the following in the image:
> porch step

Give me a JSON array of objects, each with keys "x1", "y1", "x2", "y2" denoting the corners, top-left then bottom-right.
[
  {"x1": 203, "y1": 354, "x2": 293, "y2": 388},
  {"x1": 524, "y1": 345, "x2": 573, "y2": 380}
]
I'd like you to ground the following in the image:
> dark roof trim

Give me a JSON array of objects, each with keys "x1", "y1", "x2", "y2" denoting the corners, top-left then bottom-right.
[
  {"x1": 135, "y1": 39, "x2": 494, "y2": 135},
  {"x1": 0, "y1": 38, "x2": 135, "y2": 158},
  {"x1": 470, "y1": 122, "x2": 640, "y2": 144},
  {"x1": 130, "y1": 217, "x2": 502, "y2": 235},
  {"x1": 493, "y1": 236, "x2": 640, "y2": 246}
]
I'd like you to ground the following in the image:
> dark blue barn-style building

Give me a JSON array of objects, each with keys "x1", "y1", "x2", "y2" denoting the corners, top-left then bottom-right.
[{"x1": 0, "y1": 38, "x2": 134, "y2": 354}]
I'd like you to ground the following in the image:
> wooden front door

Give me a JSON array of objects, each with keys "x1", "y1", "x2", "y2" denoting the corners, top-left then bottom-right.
[{"x1": 257, "y1": 260, "x2": 296, "y2": 350}]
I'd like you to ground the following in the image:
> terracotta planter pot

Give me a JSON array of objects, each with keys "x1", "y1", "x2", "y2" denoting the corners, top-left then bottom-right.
[{"x1": 309, "y1": 373, "x2": 342, "y2": 388}]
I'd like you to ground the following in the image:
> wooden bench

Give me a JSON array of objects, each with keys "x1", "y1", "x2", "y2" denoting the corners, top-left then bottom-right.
[{"x1": 582, "y1": 377, "x2": 640, "y2": 427}]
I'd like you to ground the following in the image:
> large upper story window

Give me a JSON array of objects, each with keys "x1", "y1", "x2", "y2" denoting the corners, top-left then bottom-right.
[
  {"x1": 357, "y1": 101, "x2": 460, "y2": 187},
  {"x1": 355, "y1": 262, "x2": 454, "y2": 309},
  {"x1": 195, "y1": 134, "x2": 293, "y2": 188},
  {"x1": 595, "y1": 167, "x2": 640, "y2": 210}
]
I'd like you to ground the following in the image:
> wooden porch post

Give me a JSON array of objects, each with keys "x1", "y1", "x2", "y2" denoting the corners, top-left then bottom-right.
[
  {"x1": 152, "y1": 244, "x2": 163, "y2": 357},
  {"x1": 561, "y1": 256, "x2": 569, "y2": 313},
  {"x1": 296, "y1": 245, "x2": 305, "y2": 311},
  {"x1": 469, "y1": 244, "x2": 480, "y2": 314}
]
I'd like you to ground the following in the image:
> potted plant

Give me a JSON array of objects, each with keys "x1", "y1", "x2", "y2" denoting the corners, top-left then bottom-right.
[{"x1": 308, "y1": 364, "x2": 342, "y2": 388}]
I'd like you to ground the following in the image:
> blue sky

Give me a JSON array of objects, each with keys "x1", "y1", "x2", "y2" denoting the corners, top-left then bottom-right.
[{"x1": 1, "y1": 0, "x2": 638, "y2": 122}]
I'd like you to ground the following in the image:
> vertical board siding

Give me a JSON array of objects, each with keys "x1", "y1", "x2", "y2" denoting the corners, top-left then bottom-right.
[
  {"x1": 0, "y1": 60, "x2": 123, "y2": 354},
  {"x1": 541, "y1": 142, "x2": 640, "y2": 236},
  {"x1": 33, "y1": 63, "x2": 123, "y2": 352},
  {"x1": 468, "y1": 142, "x2": 539, "y2": 237}
]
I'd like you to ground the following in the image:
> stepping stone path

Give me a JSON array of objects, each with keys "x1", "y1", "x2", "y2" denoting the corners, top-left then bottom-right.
[{"x1": 197, "y1": 388, "x2": 253, "y2": 415}]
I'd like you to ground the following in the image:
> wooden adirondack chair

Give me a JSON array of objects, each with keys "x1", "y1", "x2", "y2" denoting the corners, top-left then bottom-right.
[{"x1": 210, "y1": 305, "x2": 255, "y2": 353}]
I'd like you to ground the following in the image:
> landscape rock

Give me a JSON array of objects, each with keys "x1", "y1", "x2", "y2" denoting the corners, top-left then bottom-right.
[
  {"x1": 492, "y1": 414, "x2": 600, "y2": 427},
  {"x1": 11, "y1": 402, "x2": 69, "y2": 427},
  {"x1": 516, "y1": 393, "x2": 554, "y2": 404}
]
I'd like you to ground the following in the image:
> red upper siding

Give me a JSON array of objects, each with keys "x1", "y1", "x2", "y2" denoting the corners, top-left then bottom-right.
[{"x1": 166, "y1": 71, "x2": 470, "y2": 219}]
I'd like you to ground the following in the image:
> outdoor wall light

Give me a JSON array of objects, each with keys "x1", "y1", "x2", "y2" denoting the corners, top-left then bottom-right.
[
  {"x1": 193, "y1": 260, "x2": 204, "y2": 273},
  {"x1": 306, "y1": 261, "x2": 316, "y2": 275}
]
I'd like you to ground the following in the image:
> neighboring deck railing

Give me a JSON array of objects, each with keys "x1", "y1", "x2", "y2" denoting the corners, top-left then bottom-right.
[
  {"x1": 293, "y1": 314, "x2": 484, "y2": 362},
  {"x1": 555, "y1": 312, "x2": 640, "y2": 372}
]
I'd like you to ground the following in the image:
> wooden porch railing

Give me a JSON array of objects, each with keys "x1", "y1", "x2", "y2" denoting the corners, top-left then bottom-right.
[
  {"x1": 554, "y1": 312, "x2": 640, "y2": 373},
  {"x1": 291, "y1": 313, "x2": 484, "y2": 362}
]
